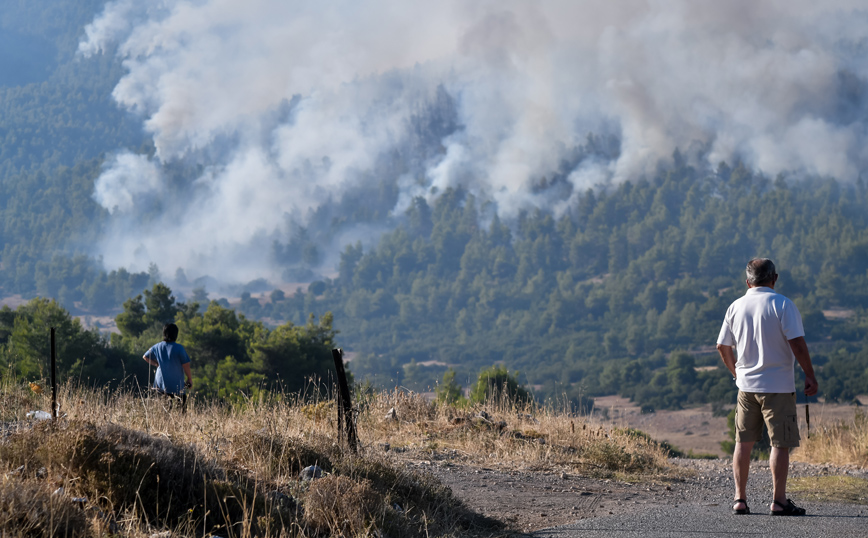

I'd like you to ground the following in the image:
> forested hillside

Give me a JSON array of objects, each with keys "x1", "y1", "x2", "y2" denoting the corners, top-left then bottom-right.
[
  {"x1": 2, "y1": 2, "x2": 868, "y2": 411},
  {"x1": 0, "y1": 0, "x2": 142, "y2": 174},
  {"x1": 0, "y1": 0, "x2": 146, "y2": 305},
  {"x1": 250, "y1": 157, "x2": 868, "y2": 409}
]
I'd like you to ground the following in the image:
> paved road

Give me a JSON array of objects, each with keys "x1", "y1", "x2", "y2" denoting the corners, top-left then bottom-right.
[{"x1": 532, "y1": 502, "x2": 868, "y2": 538}]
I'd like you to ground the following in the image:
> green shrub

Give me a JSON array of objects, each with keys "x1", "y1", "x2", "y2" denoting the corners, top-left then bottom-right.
[
  {"x1": 470, "y1": 365, "x2": 531, "y2": 406},
  {"x1": 436, "y1": 369, "x2": 467, "y2": 406}
]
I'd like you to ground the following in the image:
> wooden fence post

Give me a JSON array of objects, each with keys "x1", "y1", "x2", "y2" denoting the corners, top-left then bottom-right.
[
  {"x1": 50, "y1": 327, "x2": 57, "y2": 420},
  {"x1": 331, "y1": 348, "x2": 358, "y2": 452}
]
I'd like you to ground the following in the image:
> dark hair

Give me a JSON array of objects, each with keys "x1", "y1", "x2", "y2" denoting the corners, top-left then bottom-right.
[
  {"x1": 163, "y1": 323, "x2": 179, "y2": 342},
  {"x1": 746, "y1": 258, "x2": 776, "y2": 286}
]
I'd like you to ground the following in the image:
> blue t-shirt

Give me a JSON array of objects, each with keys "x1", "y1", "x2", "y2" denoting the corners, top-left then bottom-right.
[{"x1": 145, "y1": 341, "x2": 191, "y2": 394}]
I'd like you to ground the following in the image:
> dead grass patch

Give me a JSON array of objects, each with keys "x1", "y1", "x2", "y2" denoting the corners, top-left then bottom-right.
[
  {"x1": 0, "y1": 480, "x2": 89, "y2": 538},
  {"x1": 331, "y1": 456, "x2": 472, "y2": 535},
  {"x1": 304, "y1": 475, "x2": 382, "y2": 536},
  {"x1": 0, "y1": 420, "x2": 273, "y2": 536},
  {"x1": 788, "y1": 476, "x2": 868, "y2": 504},
  {"x1": 794, "y1": 410, "x2": 868, "y2": 467},
  {"x1": 228, "y1": 429, "x2": 336, "y2": 480},
  {"x1": 366, "y1": 392, "x2": 671, "y2": 478}
]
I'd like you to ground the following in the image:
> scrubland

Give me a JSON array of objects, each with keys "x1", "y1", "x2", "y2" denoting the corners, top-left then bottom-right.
[
  {"x1": 0, "y1": 380, "x2": 670, "y2": 538},
  {"x1": 1, "y1": 380, "x2": 865, "y2": 537}
]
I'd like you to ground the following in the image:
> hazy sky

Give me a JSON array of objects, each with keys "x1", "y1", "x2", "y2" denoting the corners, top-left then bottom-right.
[{"x1": 80, "y1": 0, "x2": 868, "y2": 283}]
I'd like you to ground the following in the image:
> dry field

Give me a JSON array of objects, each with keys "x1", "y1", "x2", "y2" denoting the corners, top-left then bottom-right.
[
  {"x1": 0, "y1": 381, "x2": 671, "y2": 538},
  {"x1": 592, "y1": 394, "x2": 868, "y2": 460}
]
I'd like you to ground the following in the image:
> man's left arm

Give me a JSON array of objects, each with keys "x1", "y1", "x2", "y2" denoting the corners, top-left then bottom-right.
[
  {"x1": 789, "y1": 336, "x2": 818, "y2": 396},
  {"x1": 182, "y1": 362, "x2": 193, "y2": 389}
]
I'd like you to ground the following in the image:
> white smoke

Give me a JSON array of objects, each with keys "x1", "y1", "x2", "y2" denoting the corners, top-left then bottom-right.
[
  {"x1": 80, "y1": 0, "x2": 868, "y2": 283},
  {"x1": 93, "y1": 153, "x2": 164, "y2": 214}
]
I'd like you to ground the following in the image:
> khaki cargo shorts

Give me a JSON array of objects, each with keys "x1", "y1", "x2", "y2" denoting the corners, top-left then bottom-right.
[{"x1": 735, "y1": 391, "x2": 800, "y2": 448}]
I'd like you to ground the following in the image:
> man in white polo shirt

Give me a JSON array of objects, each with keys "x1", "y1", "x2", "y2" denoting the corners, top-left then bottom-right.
[{"x1": 717, "y1": 258, "x2": 818, "y2": 516}]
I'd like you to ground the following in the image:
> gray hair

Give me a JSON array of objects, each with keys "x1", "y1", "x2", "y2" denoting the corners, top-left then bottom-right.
[{"x1": 746, "y1": 258, "x2": 776, "y2": 286}]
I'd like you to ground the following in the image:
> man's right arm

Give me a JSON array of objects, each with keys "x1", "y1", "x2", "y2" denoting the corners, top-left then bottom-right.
[
  {"x1": 788, "y1": 336, "x2": 818, "y2": 396},
  {"x1": 142, "y1": 351, "x2": 158, "y2": 367},
  {"x1": 717, "y1": 344, "x2": 737, "y2": 378}
]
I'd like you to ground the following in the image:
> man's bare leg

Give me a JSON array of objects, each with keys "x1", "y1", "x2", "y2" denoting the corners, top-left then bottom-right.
[
  {"x1": 770, "y1": 446, "x2": 789, "y2": 510},
  {"x1": 733, "y1": 441, "x2": 755, "y2": 511}
]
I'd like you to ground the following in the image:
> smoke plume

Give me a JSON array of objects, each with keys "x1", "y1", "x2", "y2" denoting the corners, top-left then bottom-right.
[{"x1": 80, "y1": 0, "x2": 868, "y2": 284}]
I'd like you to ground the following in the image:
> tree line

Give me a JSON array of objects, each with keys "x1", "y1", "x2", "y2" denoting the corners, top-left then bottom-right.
[{"x1": 0, "y1": 283, "x2": 338, "y2": 401}]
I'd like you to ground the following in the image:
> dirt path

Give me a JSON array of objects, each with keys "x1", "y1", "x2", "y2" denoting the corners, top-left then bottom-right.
[
  {"x1": 420, "y1": 462, "x2": 640, "y2": 531},
  {"x1": 412, "y1": 458, "x2": 868, "y2": 535}
]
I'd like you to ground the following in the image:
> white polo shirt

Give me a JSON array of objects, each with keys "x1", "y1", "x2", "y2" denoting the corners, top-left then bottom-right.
[{"x1": 717, "y1": 287, "x2": 805, "y2": 393}]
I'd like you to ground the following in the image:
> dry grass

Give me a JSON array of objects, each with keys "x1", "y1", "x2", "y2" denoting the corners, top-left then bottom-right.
[
  {"x1": 788, "y1": 476, "x2": 868, "y2": 504},
  {"x1": 0, "y1": 480, "x2": 90, "y2": 538},
  {"x1": 304, "y1": 475, "x2": 382, "y2": 536},
  {"x1": 794, "y1": 409, "x2": 868, "y2": 468},
  {"x1": 0, "y1": 380, "x2": 674, "y2": 537},
  {"x1": 364, "y1": 389, "x2": 671, "y2": 477}
]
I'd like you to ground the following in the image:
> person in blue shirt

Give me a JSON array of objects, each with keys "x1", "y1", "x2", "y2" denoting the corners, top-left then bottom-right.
[{"x1": 143, "y1": 323, "x2": 193, "y2": 407}]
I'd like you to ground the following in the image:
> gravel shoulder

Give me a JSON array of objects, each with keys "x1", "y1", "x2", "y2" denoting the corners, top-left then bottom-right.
[{"x1": 411, "y1": 457, "x2": 868, "y2": 535}]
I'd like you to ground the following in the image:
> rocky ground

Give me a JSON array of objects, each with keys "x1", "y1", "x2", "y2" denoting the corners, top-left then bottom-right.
[{"x1": 409, "y1": 457, "x2": 868, "y2": 535}]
